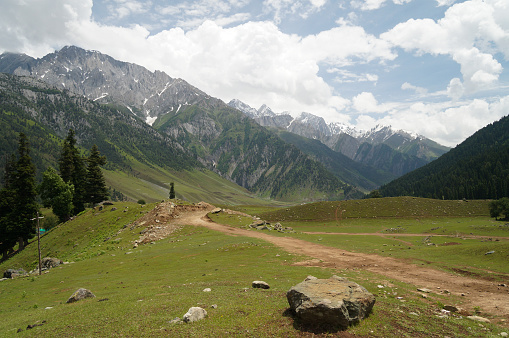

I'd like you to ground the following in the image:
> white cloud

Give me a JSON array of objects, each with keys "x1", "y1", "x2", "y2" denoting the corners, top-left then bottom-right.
[
  {"x1": 329, "y1": 68, "x2": 378, "y2": 83},
  {"x1": 354, "y1": 96, "x2": 509, "y2": 147},
  {"x1": 382, "y1": 0, "x2": 509, "y2": 97},
  {"x1": 106, "y1": 0, "x2": 151, "y2": 20},
  {"x1": 352, "y1": 92, "x2": 394, "y2": 114},
  {"x1": 350, "y1": 0, "x2": 412, "y2": 11},
  {"x1": 401, "y1": 82, "x2": 428, "y2": 96},
  {"x1": 436, "y1": 0, "x2": 455, "y2": 7}
]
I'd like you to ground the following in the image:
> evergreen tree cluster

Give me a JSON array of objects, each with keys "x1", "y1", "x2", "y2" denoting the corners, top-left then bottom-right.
[
  {"x1": 0, "y1": 130, "x2": 108, "y2": 261},
  {"x1": 379, "y1": 115, "x2": 509, "y2": 200},
  {"x1": 1, "y1": 133, "x2": 38, "y2": 259}
]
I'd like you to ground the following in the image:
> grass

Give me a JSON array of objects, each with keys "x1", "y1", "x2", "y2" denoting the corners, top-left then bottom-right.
[
  {"x1": 1, "y1": 197, "x2": 508, "y2": 337},
  {"x1": 103, "y1": 162, "x2": 278, "y2": 206}
]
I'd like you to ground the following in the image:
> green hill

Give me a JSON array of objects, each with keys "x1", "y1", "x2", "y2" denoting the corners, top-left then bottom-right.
[
  {"x1": 379, "y1": 115, "x2": 509, "y2": 200},
  {"x1": 0, "y1": 73, "x2": 267, "y2": 205}
]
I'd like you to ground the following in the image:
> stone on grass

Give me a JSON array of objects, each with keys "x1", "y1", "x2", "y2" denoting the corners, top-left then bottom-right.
[
  {"x1": 3, "y1": 269, "x2": 27, "y2": 279},
  {"x1": 203, "y1": 288, "x2": 211, "y2": 292},
  {"x1": 287, "y1": 275, "x2": 375, "y2": 330},
  {"x1": 467, "y1": 315, "x2": 491, "y2": 323},
  {"x1": 66, "y1": 288, "x2": 96, "y2": 303},
  {"x1": 183, "y1": 307, "x2": 207, "y2": 323},
  {"x1": 41, "y1": 257, "x2": 63, "y2": 269},
  {"x1": 252, "y1": 281, "x2": 270, "y2": 289}
]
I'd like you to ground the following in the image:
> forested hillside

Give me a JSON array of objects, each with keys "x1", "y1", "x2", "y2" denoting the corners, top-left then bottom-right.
[
  {"x1": 0, "y1": 73, "x2": 198, "y2": 177},
  {"x1": 379, "y1": 115, "x2": 509, "y2": 200}
]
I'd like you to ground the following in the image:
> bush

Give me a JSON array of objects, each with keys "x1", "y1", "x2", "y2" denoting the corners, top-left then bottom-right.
[{"x1": 137, "y1": 199, "x2": 146, "y2": 205}]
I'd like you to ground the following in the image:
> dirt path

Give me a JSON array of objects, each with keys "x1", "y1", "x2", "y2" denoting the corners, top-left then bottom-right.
[{"x1": 165, "y1": 204, "x2": 509, "y2": 325}]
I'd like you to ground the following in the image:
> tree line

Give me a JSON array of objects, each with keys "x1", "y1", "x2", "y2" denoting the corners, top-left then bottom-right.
[{"x1": 0, "y1": 130, "x2": 108, "y2": 261}]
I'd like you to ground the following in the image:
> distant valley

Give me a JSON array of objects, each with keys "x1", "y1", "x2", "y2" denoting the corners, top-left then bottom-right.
[{"x1": 3, "y1": 45, "x2": 489, "y2": 204}]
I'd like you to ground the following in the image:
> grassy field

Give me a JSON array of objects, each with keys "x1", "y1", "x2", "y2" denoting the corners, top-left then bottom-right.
[
  {"x1": 103, "y1": 159, "x2": 280, "y2": 205},
  {"x1": 210, "y1": 197, "x2": 509, "y2": 281},
  {"x1": 1, "y1": 198, "x2": 508, "y2": 337}
]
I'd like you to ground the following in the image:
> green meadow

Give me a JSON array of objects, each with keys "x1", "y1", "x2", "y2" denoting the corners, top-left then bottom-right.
[{"x1": 1, "y1": 198, "x2": 508, "y2": 337}]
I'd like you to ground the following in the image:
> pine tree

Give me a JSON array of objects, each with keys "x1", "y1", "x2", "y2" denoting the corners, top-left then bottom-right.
[
  {"x1": 85, "y1": 144, "x2": 108, "y2": 205},
  {"x1": 59, "y1": 130, "x2": 87, "y2": 214},
  {"x1": 169, "y1": 182, "x2": 175, "y2": 199},
  {"x1": 11, "y1": 133, "x2": 39, "y2": 250},
  {"x1": 39, "y1": 167, "x2": 74, "y2": 222},
  {"x1": 0, "y1": 154, "x2": 17, "y2": 260}
]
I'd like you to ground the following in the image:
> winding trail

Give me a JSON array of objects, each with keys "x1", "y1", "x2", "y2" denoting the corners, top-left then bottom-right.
[{"x1": 169, "y1": 204, "x2": 509, "y2": 325}]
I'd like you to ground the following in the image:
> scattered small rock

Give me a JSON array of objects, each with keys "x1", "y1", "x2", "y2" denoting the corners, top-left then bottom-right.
[
  {"x1": 211, "y1": 304, "x2": 218, "y2": 309},
  {"x1": 169, "y1": 317, "x2": 183, "y2": 324},
  {"x1": 443, "y1": 305, "x2": 459, "y2": 312},
  {"x1": 203, "y1": 288, "x2": 211, "y2": 292},
  {"x1": 305, "y1": 275, "x2": 318, "y2": 281},
  {"x1": 183, "y1": 307, "x2": 207, "y2": 323},
  {"x1": 66, "y1": 288, "x2": 96, "y2": 303},
  {"x1": 252, "y1": 281, "x2": 270, "y2": 289},
  {"x1": 499, "y1": 332, "x2": 508, "y2": 337},
  {"x1": 485, "y1": 250, "x2": 495, "y2": 255},
  {"x1": 417, "y1": 288, "x2": 432, "y2": 293},
  {"x1": 467, "y1": 315, "x2": 491, "y2": 323}
]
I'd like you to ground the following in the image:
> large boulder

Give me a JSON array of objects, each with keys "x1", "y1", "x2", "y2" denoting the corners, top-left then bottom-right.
[
  {"x1": 183, "y1": 307, "x2": 207, "y2": 323},
  {"x1": 66, "y1": 288, "x2": 96, "y2": 303},
  {"x1": 3, "y1": 269, "x2": 27, "y2": 279},
  {"x1": 287, "y1": 276, "x2": 375, "y2": 330},
  {"x1": 41, "y1": 257, "x2": 63, "y2": 269}
]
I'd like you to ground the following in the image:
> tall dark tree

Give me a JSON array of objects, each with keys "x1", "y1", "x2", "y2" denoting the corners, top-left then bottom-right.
[
  {"x1": 169, "y1": 182, "x2": 175, "y2": 199},
  {"x1": 85, "y1": 144, "x2": 108, "y2": 204},
  {"x1": 59, "y1": 129, "x2": 87, "y2": 214},
  {"x1": 0, "y1": 154, "x2": 17, "y2": 260},
  {"x1": 11, "y1": 133, "x2": 39, "y2": 250}
]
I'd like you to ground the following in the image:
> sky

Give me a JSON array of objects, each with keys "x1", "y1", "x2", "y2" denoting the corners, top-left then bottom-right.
[{"x1": 1, "y1": 0, "x2": 508, "y2": 147}]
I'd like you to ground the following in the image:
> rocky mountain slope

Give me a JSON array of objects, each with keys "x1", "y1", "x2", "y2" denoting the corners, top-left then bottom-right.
[
  {"x1": 0, "y1": 46, "x2": 220, "y2": 125},
  {"x1": 0, "y1": 47, "x2": 356, "y2": 201},
  {"x1": 228, "y1": 100, "x2": 449, "y2": 177}
]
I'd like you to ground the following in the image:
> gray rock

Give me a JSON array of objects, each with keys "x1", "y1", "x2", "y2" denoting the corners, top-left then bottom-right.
[
  {"x1": 183, "y1": 307, "x2": 207, "y2": 323},
  {"x1": 66, "y1": 288, "x2": 96, "y2": 303},
  {"x1": 252, "y1": 281, "x2": 270, "y2": 289},
  {"x1": 3, "y1": 268, "x2": 27, "y2": 279},
  {"x1": 169, "y1": 317, "x2": 183, "y2": 324},
  {"x1": 499, "y1": 332, "x2": 507, "y2": 337},
  {"x1": 287, "y1": 275, "x2": 375, "y2": 330},
  {"x1": 466, "y1": 315, "x2": 491, "y2": 323},
  {"x1": 417, "y1": 288, "x2": 432, "y2": 293},
  {"x1": 443, "y1": 305, "x2": 458, "y2": 312},
  {"x1": 41, "y1": 257, "x2": 63, "y2": 269}
]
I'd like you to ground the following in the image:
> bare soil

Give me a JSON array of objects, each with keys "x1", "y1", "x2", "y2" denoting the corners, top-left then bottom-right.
[{"x1": 136, "y1": 202, "x2": 509, "y2": 326}]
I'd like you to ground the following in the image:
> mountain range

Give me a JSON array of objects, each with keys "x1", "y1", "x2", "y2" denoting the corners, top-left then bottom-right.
[
  {"x1": 0, "y1": 46, "x2": 455, "y2": 202},
  {"x1": 0, "y1": 47, "x2": 353, "y2": 202},
  {"x1": 228, "y1": 99, "x2": 449, "y2": 176}
]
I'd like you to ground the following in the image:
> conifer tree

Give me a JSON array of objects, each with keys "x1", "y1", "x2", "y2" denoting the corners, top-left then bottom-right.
[
  {"x1": 59, "y1": 130, "x2": 87, "y2": 214},
  {"x1": 11, "y1": 133, "x2": 39, "y2": 250},
  {"x1": 169, "y1": 182, "x2": 175, "y2": 199},
  {"x1": 0, "y1": 154, "x2": 17, "y2": 260},
  {"x1": 85, "y1": 144, "x2": 108, "y2": 204}
]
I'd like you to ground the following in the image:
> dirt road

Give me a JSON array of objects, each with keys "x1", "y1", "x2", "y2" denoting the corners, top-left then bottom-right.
[{"x1": 153, "y1": 203, "x2": 509, "y2": 325}]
